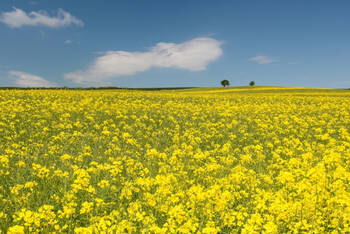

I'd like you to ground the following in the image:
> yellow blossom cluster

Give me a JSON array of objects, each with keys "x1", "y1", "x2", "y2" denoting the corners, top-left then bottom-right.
[{"x1": 0, "y1": 88, "x2": 349, "y2": 233}]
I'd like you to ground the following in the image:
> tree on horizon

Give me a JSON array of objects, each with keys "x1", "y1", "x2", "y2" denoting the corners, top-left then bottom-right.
[{"x1": 221, "y1": 80, "x2": 230, "y2": 87}]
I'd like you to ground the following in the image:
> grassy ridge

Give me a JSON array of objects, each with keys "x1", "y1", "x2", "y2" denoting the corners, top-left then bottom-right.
[{"x1": 1, "y1": 86, "x2": 349, "y2": 93}]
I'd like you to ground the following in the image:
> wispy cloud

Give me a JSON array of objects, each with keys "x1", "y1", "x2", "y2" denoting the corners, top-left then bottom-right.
[
  {"x1": 64, "y1": 39, "x2": 73, "y2": 44},
  {"x1": 0, "y1": 8, "x2": 83, "y2": 28},
  {"x1": 9, "y1": 70, "x2": 57, "y2": 87},
  {"x1": 65, "y1": 37, "x2": 223, "y2": 85},
  {"x1": 249, "y1": 55, "x2": 278, "y2": 64}
]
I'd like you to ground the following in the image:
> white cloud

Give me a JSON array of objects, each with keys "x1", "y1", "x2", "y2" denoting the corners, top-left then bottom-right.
[
  {"x1": 64, "y1": 39, "x2": 73, "y2": 44},
  {"x1": 249, "y1": 55, "x2": 278, "y2": 64},
  {"x1": 0, "y1": 8, "x2": 83, "y2": 28},
  {"x1": 9, "y1": 70, "x2": 58, "y2": 87},
  {"x1": 65, "y1": 37, "x2": 223, "y2": 85}
]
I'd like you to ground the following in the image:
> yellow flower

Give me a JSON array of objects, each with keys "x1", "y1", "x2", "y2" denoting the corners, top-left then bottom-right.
[
  {"x1": 8, "y1": 225, "x2": 25, "y2": 234},
  {"x1": 80, "y1": 201, "x2": 94, "y2": 214},
  {"x1": 74, "y1": 227, "x2": 93, "y2": 233},
  {"x1": 60, "y1": 154, "x2": 72, "y2": 161}
]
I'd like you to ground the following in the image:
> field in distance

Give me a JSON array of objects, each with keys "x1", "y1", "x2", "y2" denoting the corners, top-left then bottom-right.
[
  {"x1": 0, "y1": 87, "x2": 349, "y2": 233},
  {"x1": 168, "y1": 86, "x2": 350, "y2": 94}
]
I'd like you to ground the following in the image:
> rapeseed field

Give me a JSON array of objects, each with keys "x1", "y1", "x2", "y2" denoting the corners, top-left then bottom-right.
[{"x1": 0, "y1": 88, "x2": 349, "y2": 233}]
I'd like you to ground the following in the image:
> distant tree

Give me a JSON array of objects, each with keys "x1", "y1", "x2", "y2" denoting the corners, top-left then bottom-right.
[
  {"x1": 249, "y1": 81, "x2": 255, "y2": 87},
  {"x1": 221, "y1": 80, "x2": 230, "y2": 87}
]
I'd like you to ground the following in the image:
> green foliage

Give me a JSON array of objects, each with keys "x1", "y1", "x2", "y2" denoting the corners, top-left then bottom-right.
[{"x1": 221, "y1": 80, "x2": 230, "y2": 87}]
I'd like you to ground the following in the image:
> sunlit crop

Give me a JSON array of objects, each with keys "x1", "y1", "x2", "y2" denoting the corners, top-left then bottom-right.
[{"x1": 0, "y1": 88, "x2": 350, "y2": 233}]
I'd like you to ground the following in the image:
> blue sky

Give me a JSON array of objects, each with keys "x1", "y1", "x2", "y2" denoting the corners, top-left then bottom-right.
[{"x1": 0, "y1": 0, "x2": 350, "y2": 88}]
